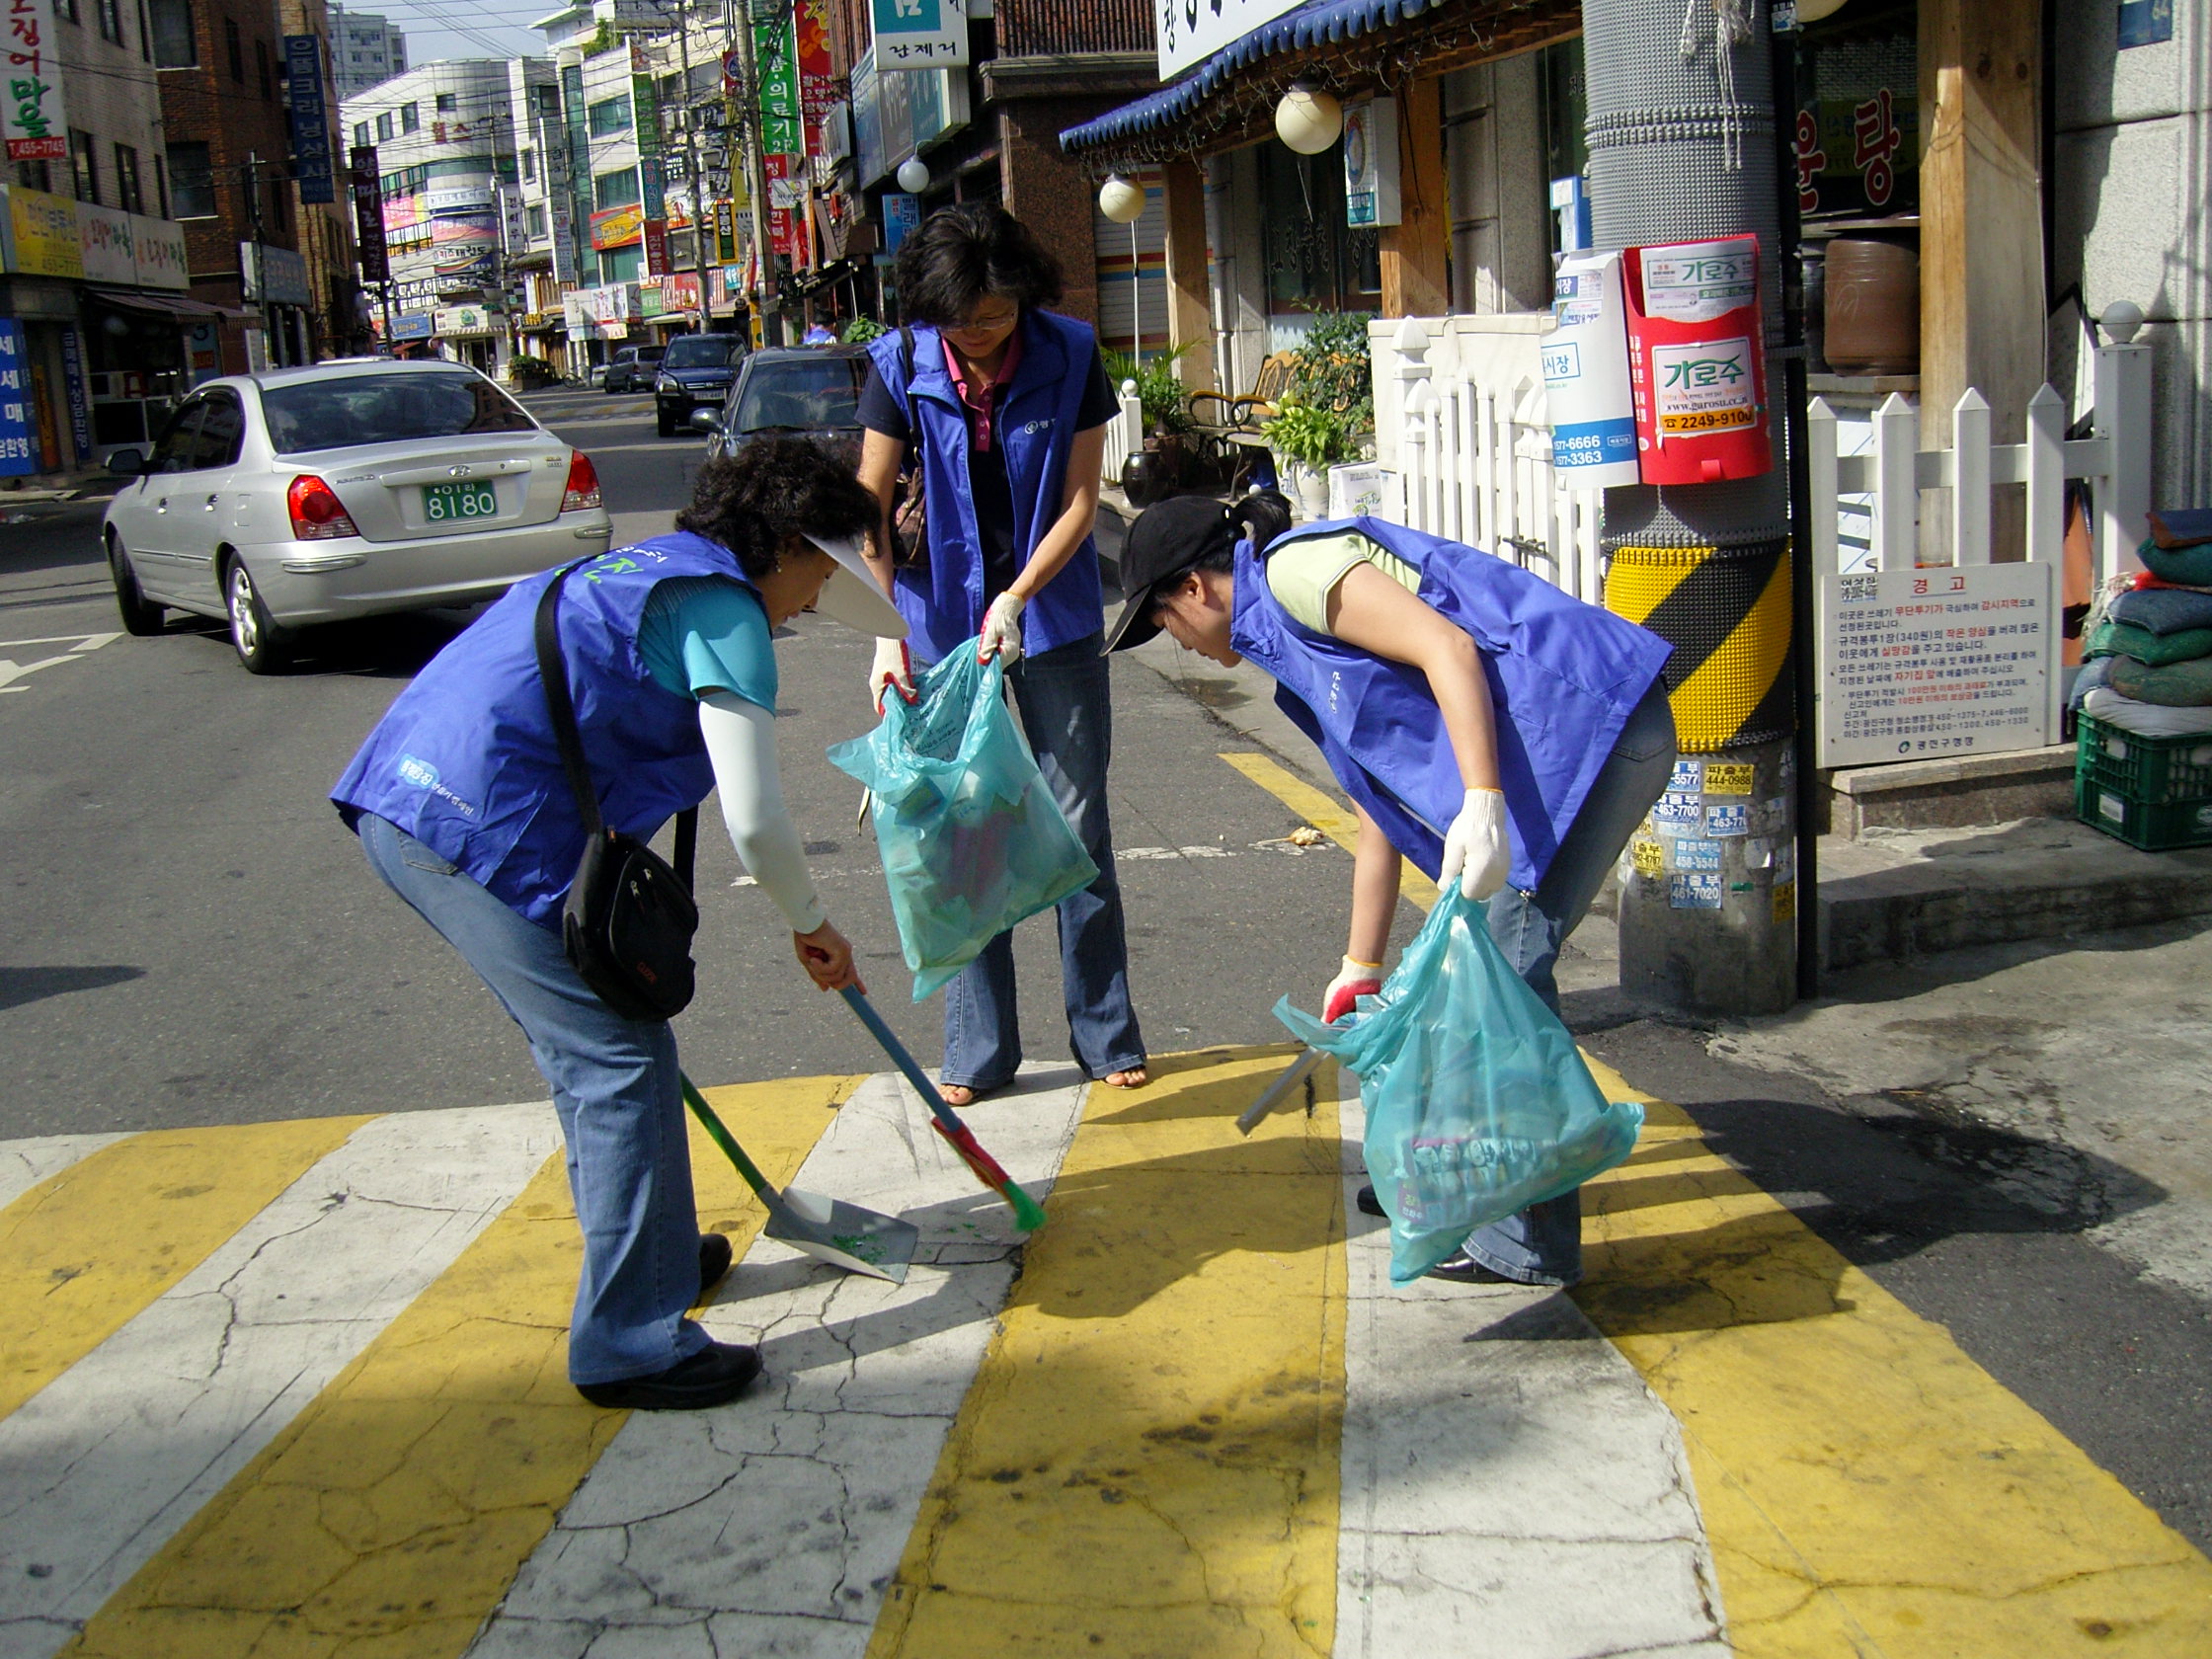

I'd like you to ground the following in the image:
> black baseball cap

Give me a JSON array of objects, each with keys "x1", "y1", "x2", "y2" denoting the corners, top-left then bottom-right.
[{"x1": 1102, "y1": 495, "x2": 1241, "y2": 655}]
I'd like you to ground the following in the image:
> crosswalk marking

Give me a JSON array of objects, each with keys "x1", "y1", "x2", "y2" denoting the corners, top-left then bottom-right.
[
  {"x1": 0, "y1": 1134, "x2": 126, "y2": 1212},
  {"x1": 0, "y1": 1104, "x2": 560, "y2": 1659},
  {"x1": 0, "y1": 1117, "x2": 369, "y2": 1425},
  {"x1": 865, "y1": 1048, "x2": 1349, "y2": 1658},
  {"x1": 61, "y1": 1078, "x2": 852, "y2": 1659},
  {"x1": 1576, "y1": 1060, "x2": 2212, "y2": 1656}
]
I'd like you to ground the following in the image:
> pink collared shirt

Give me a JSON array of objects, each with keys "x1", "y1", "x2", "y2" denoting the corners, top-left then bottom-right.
[{"x1": 942, "y1": 329, "x2": 1024, "y2": 454}]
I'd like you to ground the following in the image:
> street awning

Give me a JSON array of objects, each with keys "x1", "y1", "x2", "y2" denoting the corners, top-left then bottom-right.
[
  {"x1": 1060, "y1": 0, "x2": 1576, "y2": 161},
  {"x1": 86, "y1": 288, "x2": 241, "y2": 319}
]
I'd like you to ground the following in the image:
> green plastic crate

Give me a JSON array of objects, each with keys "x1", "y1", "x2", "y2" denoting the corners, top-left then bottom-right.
[{"x1": 2077, "y1": 714, "x2": 2212, "y2": 850}]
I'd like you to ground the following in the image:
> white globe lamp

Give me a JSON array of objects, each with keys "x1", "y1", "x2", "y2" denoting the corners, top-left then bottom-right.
[
  {"x1": 1275, "y1": 83, "x2": 1342, "y2": 155},
  {"x1": 895, "y1": 156, "x2": 930, "y2": 195},
  {"x1": 1794, "y1": 0, "x2": 1850, "y2": 19},
  {"x1": 1098, "y1": 175, "x2": 1145, "y2": 225}
]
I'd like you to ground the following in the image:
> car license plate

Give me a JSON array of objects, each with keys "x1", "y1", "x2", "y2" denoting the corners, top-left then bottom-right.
[{"x1": 423, "y1": 480, "x2": 499, "y2": 522}]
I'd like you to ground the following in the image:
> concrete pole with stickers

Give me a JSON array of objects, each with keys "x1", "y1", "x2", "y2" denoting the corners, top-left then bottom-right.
[{"x1": 1574, "y1": 0, "x2": 1801, "y2": 1016}]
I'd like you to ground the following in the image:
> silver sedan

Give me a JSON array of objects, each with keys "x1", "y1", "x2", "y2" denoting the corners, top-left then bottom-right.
[{"x1": 101, "y1": 359, "x2": 614, "y2": 672}]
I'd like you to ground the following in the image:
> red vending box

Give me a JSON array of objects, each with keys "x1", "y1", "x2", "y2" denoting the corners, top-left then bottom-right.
[{"x1": 1622, "y1": 236, "x2": 1772, "y2": 485}]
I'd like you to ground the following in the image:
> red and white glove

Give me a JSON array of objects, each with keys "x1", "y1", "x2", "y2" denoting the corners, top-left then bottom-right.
[
  {"x1": 871, "y1": 637, "x2": 916, "y2": 713},
  {"x1": 1322, "y1": 955, "x2": 1383, "y2": 1024},
  {"x1": 978, "y1": 592, "x2": 1025, "y2": 664},
  {"x1": 1439, "y1": 786, "x2": 1511, "y2": 901}
]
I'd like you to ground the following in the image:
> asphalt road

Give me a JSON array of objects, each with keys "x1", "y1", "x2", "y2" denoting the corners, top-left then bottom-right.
[{"x1": 0, "y1": 387, "x2": 1382, "y2": 1137}]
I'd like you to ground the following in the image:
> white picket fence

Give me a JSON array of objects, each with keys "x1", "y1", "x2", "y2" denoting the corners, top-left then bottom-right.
[
  {"x1": 1099, "y1": 379, "x2": 1146, "y2": 486},
  {"x1": 1804, "y1": 302, "x2": 2153, "y2": 586},
  {"x1": 1383, "y1": 318, "x2": 1608, "y2": 603}
]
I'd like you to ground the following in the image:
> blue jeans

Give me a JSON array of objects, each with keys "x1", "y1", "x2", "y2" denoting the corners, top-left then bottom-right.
[
  {"x1": 1462, "y1": 683, "x2": 1678, "y2": 1285},
  {"x1": 358, "y1": 814, "x2": 710, "y2": 1385},
  {"x1": 934, "y1": 633, "x2": 1146, "y2": 1090}
]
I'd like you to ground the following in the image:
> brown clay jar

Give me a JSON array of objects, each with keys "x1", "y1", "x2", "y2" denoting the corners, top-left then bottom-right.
[{"x1": 1823, "y1": 236, "x2": 1920, "y2": 376}]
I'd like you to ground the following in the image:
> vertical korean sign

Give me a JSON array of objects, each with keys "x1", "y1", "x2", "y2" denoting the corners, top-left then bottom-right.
[
  {"x1": 283, "y1": 36, "x2": 335, "y2": 204},
  {"x1": 0, "y1": 320, "x2": 36, "y2": 476},
  {"x1": 755, "y1": 4, "x2": 805, "y2": 264},
  {"x1": 795, "y1": 0, "x2": 836, "y2": 161},
  {"x1": 633, "y1": 47, "x2": 668, "y2": 276},
  {"x1": 4, "y1": 0, "x2": 69, "y2": 163},
  {"x1": 351, "y1": 144, "x2": 388, "y2": 281}
]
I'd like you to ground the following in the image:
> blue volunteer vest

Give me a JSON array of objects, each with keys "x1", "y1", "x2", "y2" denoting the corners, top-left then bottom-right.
[
  {"x1": 868, "y1": 310, "x2": 1105, "y2": 661},
  {"x1": 332, "y1": 533, "x2": 750, "y2": 927},
  {"x1": 1230, "y1": 517, "x2": 1673, "y2": 891}
]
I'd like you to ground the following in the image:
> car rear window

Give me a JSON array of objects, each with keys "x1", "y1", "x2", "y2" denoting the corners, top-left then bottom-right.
[
  {"x1": 736, "y1": 357, "x2": 865, "y2": 432},
  {"x1": 261, "y1": 372, "x2": 538, "y2": 454},
  {"x1": 664, "y1": 336, "x2": 745, "y2": 369}
]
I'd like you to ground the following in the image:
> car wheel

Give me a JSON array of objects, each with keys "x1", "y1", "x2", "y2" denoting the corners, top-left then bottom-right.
[
  {"x1": 223, "y1": 557, "x2": 289, "y2": 673},
  {"x1": 657, "y1": 404, "x2": 678, "y2": 437},
  {"x1": 108, "y1": 533, "x2": 164, "y2": 636}
]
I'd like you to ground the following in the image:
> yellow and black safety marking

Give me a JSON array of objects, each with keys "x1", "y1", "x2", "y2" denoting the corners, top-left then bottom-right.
[{"x1": 1606, "y1": 537, "x2": 1794, "y2": 753}]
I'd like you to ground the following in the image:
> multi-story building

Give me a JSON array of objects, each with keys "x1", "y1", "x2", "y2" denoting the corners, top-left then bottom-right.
[
  {"x1": 327, "y1": 4, "x2": 406, "y2": 99},
  {"x1": 343, "y1": 58, "x2": 553, "y2": 372},
  {"x1": 152, "y1": 0, "x2": 319, "y2": 376},
  {"x1": 0, "y1": 0, "x2": 199, "y2": 477},
  {"x1": 282, "y1": 0, "x2": 367, "y2": 357}
]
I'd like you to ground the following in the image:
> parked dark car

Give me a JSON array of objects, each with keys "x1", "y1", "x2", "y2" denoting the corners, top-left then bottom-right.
[
  {"x1": 694, "y1": 345, "x2": 870, "y2": 458},
  {"x1": 600, "y1": 345, "x2": 666, "y2": 394},
  {"x1": 653, "y1": 333, "x2": 748, "y2": 436}
]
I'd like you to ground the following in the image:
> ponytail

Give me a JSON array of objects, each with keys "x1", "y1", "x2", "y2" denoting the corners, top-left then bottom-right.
[{"x1": 1231, "y1": 490, "x2": 1294, "y2": 555}]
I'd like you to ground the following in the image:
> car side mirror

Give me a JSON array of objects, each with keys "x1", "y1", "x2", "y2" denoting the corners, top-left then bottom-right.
[
  {"x1": 689, "y1": 407, "x2": 722, "y2": 434},
  {"x1": 107, "y1": 448, "x2": 145, "y2": 476}
]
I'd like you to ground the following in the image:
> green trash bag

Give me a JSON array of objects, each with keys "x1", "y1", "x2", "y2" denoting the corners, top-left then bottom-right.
[
  {"x1": 1277, "y1": 890, "x2": 1644, "y2": 1285},
  {"x1": 829, "y1": 652, "x2": 1099, "y2": 1000}
]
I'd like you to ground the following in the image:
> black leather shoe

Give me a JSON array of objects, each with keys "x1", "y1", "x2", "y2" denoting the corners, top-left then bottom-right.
[
  {"x1": 1355, "y1": 1183, "x2": 1384, "y2": 1218},
  {"x1": 577, "y1": 1341, "x2": 763, "y2": 1410},
  {"x1": 1425, "y1": 1249, "x2": 1520, "y2": 1285},
  {"x1": 698, "y1": 1232, "x2": 733, "y2": 1302}
]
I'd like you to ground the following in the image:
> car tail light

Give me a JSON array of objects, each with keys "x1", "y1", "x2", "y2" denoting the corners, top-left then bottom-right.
[
  {"x1": 286, "y1": 474, "x2": 358, "y2": 541},
  {"x1": 561, "y1": 449, "x2": 601, "y2": 513}
]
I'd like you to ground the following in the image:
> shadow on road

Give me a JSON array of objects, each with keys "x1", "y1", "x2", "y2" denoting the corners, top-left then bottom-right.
[{"x1": 0, "y1": 964, "x2": 147, "y2": 1013}]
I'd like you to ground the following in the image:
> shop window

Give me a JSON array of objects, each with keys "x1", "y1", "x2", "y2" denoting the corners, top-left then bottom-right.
[
  {"x1": 521, "y1": 148, "x2": 535, "y2": 183},
  {"x1": 376, "y1": 111, "x2": 394, "y2": 141},
  {"x1": 17, "y1": 159, "x2": 52, "y2": 192},
  {"x1": 402, "y1": 103, "x2": 419, "y2": 132},
  {"x1": 435, "y1": 92, "x2": 456, "y2": 112},
  {"x1": 148, "y1": 0, "x2": 192, "y2": 65},
  {"x1": 114, "y1": 143, "x2": 143, "y2": 213},
  {"x1": 1792, "y1": 8, "x2": 1918, "y2": 220},
  {"x1": 599, "y1": 244, "x2": 643, "y2": 284},
  {"x1": 256, "y1": 38, "x2": 272, "y2": 98},
  {"x1": 353, "y1": 120, "x2": 368, "y2": 148},
  {"x1": 69, "y1": 130, "x2": 100, "y2": 205},
  {"x1": 167, "y1": 140, "x2": 214, "y2": 216},
  {"x1": 269, "y1": 175, "x2": 287, "y2": 231},
  {"x1": 224, "y1": 16, "x2": 242, "y2": 82},
  {"x1": 1259, "y1": 146, "x2": 1379, "y2": 318},
  {"x1": 593, "y1": 165, "x2": 639, "y2": 209},
  {"x1": 588, "y1": 96, "x2": 632, "y2": 138},
  {"x1": 96, "y1": 0, "x2": 122, "y2": 43},
  {"x1": 526, "y1": 203, "x2": 546, "y2": 237}
]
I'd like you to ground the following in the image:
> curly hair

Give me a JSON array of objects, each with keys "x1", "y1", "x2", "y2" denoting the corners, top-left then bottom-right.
[
  {"x1": 894, "y1": 204, "x2": 1065, "y2": 329},
  {"x1": 675, "y1": 436, "x2": 877, "y2": 580}
]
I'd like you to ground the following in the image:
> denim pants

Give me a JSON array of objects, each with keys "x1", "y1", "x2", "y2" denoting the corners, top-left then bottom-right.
[
  {"x1": 358, "y1": 814, "x2": 709, "y2": 1385},
  {"x1": 1459, "y1": 683, "x2": 1678, "y2": 1285},
  {"x1": 932, "y1": 633, "x2": 1146, "y2": 1090}
]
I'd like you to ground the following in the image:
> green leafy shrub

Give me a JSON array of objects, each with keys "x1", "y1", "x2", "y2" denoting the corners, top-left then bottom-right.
[
  {"x1": 506, "y1": 355, "x2": 556, "y2": 387},
  {"x1": 1100, "y1": 344, "x2": 1196, "y2": 435},
  {"x1": 841, "y1": 317, "x2": 890, "y2": 344},
  {"x1": 1289, "y1": 311, "x2": 1375, "y2": 435},
  {"x1": 1260, "y1": 394, "x2": 1352, "y2": 472}
]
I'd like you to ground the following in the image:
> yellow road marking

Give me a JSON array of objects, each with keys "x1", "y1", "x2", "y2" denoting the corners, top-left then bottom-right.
[
  {"x1": 1576, "y1": 1060, "x2": 2212, "y2": 1657},
  {"x1": 66, "y1": 1075, "x2": 860, "y2": 1659},
  {"x1": 0, "y1": 1117, "x2": 370, "y2": 1424},
  {"x1": 1218, "y1": 751, "x2": 1441, "y2": 908},
  {"x1": 866, "y1": 1048, "x2": 1345, "y2": 1659}
]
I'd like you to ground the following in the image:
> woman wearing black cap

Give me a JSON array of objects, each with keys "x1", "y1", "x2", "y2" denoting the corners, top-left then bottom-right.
[{"x1": 1105, "y1": 493, "x2": 1677, "y2": 1288}]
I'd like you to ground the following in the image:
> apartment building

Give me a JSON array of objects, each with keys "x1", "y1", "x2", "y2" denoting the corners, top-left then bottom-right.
[{"x1": 327, "y1": 3, "x2": 404, "y2": 98}]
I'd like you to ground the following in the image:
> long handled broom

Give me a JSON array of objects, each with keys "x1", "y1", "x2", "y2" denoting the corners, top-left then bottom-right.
[{"x1": 837, "y1": 987, "x2": 1048, "y2": 1232}]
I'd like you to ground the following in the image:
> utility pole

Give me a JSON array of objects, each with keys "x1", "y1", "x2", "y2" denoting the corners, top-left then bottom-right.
[
  {"x1": 244, "y1": 151, "x2": 273, "y2": 369},
  {"x1": 670, "y1": 1, "x2": 710, "y2": 327},
  {"x1": 729, "y1": 0, "x2": 775, "y2": 346},
  {"x1": 1587, "y1": 0, "x2": 1798, "y2": 1016}
]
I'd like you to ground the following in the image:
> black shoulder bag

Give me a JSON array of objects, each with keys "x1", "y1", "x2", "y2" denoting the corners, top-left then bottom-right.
[
  {"x1": 889, "y1": 325, "x2": 929, "y2": 566},
  {"x1": 533, "y1": 564, "x2": 701, "y2": 1022}
]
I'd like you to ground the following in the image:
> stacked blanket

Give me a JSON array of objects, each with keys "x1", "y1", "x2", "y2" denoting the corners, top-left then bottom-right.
[{"x1": 2079, "y1": 510, "x2": 2212, "y2": 737}]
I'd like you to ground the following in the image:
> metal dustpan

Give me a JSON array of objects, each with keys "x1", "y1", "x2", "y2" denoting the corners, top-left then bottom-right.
[
  {"x1": 1236, "y1": 1046, "x2": 1327, "y2": 1136},
  {"x1": 681, "y1": 1073, "x2": 917, "y2": 1284}
]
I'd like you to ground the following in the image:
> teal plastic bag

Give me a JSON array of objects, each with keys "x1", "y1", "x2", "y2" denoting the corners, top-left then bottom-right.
[
  {"x1": 829, "y1": 652, "x2": 1099, "y2": 1000},
  {"x1": 1277, "y1": 890, "x2": 1643, "y2": 1285}
]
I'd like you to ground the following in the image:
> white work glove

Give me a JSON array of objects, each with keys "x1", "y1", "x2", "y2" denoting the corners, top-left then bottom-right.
[
  {"x1": 1439, "y1": 787, "x2": 1511, "y2": 901},
  {"x1": 870, "y1": 636, "x2": 915, "y2": 713},
  {"x1": 978, "y1": 591, "x2": 1025, "y2": 665},
  {"x1": 1322, "y1": 956, "x2": 1383, "y2": 1025}
]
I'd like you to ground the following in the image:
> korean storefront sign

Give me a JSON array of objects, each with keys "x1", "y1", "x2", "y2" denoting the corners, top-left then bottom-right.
[
  {"x1": 1154, "y1": 0, "x2": 1301, "y2": 79},
  {"x1": 4, "y1": 0, "x2": 69, "y2": 163},
  {"x1": 1815, "y1": 563, "x2": 2057, "y2": 767},
  {"x1": 352, "y1": 145, "x2": 389, "y2": 283},
  {"x1": 0, "y1": 183, "x2": 80, "y2": 276},
  {"x1": 795, "y1": 0, "x2": 837, "y2": 154},
  {"x1": 283, "y1": 36, "x2": 336, "y2": 204},
  {"x1": 870, "y1": 0, "x2": 967, "y2": 71},
  {"x1": 0, "y1": 320, "x2": 35, "y2": 476}
]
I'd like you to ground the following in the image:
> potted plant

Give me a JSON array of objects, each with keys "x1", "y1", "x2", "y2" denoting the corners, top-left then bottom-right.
[
  {"x1": 506, "y1": 355, "x2": 557, "y2": 390},
  {"x1": 841, "y1": 317, "x2": 890, "y2": 345},
  {"x1": 1260, "y1": 394, "x2": 1348, "y2": 518},
  {"x1": 1103, "y1": 345, "x2": 1229, "y2": 505}
]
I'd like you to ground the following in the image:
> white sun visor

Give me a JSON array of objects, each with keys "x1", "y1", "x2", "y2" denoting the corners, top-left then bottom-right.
[{"x1": 802, "y1": 531, "x2": 908, "y2": 639}]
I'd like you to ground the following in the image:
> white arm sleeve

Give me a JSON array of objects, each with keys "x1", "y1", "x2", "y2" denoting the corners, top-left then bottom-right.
[{"x1": 697, "y1": 691, "x2": 828, "y2": 936}]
